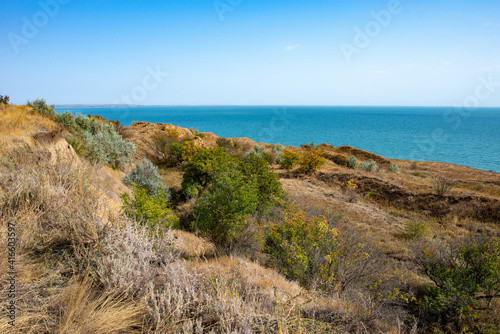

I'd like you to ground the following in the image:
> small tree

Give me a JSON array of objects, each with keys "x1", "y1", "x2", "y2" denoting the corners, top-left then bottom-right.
[
  {"x1": 416, "y1": 235, "x2": 500, "y2": 320},
  {"x1": 265, "y1": 210, "x2": 338, "y2": 286},
  {"x1": 192, "y1": 165, "x2": 258, "y2": 249}
]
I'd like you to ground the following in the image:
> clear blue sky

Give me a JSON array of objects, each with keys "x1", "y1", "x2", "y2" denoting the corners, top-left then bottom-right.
[{"x1": 1, "y1": 0, "x2": 500, "y2": 106}]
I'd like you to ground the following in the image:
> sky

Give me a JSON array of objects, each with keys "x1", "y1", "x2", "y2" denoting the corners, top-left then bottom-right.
[{"x1": 1, "y1": 0, "x2": 500, "y2": 106}]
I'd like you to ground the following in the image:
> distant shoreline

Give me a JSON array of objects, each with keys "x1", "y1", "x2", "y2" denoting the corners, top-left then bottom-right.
[{"x1": 54, "y1": 105, "x2": 500, "y2": 109}]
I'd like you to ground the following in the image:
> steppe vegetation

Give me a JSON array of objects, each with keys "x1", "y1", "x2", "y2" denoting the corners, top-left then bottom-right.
[{"x1": 1, "y1": 98, "x2": 499, "y2": 333}]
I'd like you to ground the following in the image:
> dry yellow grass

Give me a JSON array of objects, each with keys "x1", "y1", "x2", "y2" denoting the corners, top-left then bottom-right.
[
  {"x1": 95, "y1": 165, "x2": 131, "y2": 224},
  {"x1": 190, "y1": 256, "x2": 302, "y2": 299},
  {"x1": 57, "y1": 278, "x2": 145, "y2": 334},
  {"x1": 172, "y1": 230, "x2": 215, "y2": 258},
  {"x1": 0, "y1": 105, "x2": 58, "y2": 153}
]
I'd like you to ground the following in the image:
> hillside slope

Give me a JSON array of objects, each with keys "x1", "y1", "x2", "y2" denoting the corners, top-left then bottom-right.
[{"x1": 1, "y1": 105, "x2": 499, "y2": 333}]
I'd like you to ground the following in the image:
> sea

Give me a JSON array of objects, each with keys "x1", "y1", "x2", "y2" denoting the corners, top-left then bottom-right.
[{"x1": 54, "y1": 106, "x2": 500, "y2": 173}]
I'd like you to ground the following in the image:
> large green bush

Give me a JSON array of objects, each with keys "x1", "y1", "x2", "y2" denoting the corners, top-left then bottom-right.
[
  {"x1": 416, "y1": 235, "x2": 500, "y2": 320},
  {"x1": 184, "y1": 148, "x2": 285, "y2": 250},
  {"x1": 181, "y1": 147, "x2": 233, "y2": 195},
  {"x1": 192, "y1": 164, "x2": 258, "y2": 249},
  {"x1": 124, "y1": 158, "x2": 167, "y2": 196}
]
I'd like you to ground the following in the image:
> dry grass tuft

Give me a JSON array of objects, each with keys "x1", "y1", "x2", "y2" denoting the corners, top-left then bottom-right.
[
  {"x1": 57, "y1": 278, "x2": 145, "y2": 334},
  {"x1": 172, "y1": 230, "x2": 216, "y2": 259},
  {"x1": 0, "y1": 105, "x2": 58, "y2": 153}
]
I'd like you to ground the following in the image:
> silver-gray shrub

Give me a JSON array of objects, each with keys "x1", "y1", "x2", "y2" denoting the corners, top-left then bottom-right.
[
  {"x1": 54, "y1": 111, "x2": 78, "y2": 132},
  {"x1": 347, "y1": 155, "x2": 358, "y2": 169},
  {"x1": 124, "y1": 158, "x2": 168, "y2": 197},
  {"x1": 359, "y1": 159, "x2": 377, "y2": 172},
  {"x1": 271, "y1": 144, "x2": 284, "y2": 164},
  {"x1": 82, "y1": 127, "x2": 135, "y2": 170},
  {"x1": 27, "y1": 98, "x2": 56, "y2": 118},
  {"x1": 52, "y1": 112, "x2": 135, "y2": 169},
  {"x1": 253, "y1": 144, "x2": 265, "y2": 158},
  {"x1": 388, "y1": 163, "x2": 399, "y2": 173},
  {"x1": 97, "y1": 221, "x2": 205, "y2": 331}
]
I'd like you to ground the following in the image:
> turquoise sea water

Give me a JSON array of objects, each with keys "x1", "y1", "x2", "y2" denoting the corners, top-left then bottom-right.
[{"x1": 55, "y1": 106, "x2": 500, "y2": 172}]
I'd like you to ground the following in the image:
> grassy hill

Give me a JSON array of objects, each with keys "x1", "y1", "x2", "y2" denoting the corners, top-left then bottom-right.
[{"x1": 1, "y1": 102, "x2": 499, "y2": 333}]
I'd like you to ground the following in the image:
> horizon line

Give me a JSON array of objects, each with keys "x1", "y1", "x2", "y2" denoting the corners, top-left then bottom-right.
[{"x1": 53, "y1": 104, "x2": 500, "y2": 108}]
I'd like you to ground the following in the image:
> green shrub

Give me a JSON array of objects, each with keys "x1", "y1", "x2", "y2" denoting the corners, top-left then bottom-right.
[
  {"x1": 266, "y1": 208, "x2": 393, "y2": 294},
  {"x1": 216, "y1": 137, "x2": 232, "y2": 150},
  {"x1": 189, "y1": 127, "x2": 204, "y2": 138},
  {"x1": 346, "y1": 155, "x2": 358, "y2": 169},
  {"x1": 181, "y1": 147, "x2": 232, "y2": 195},
  {"x1": 120, "y1": 183, "x2": 178, "y2": 231},
  {"x1": 358, "y1": 159, "x2": 377, "y2": 172},
  {"x1": 124, "y1": 158, "x2": 167, "y2": 196},
  {"x1": 388, "y1": 163, "x2": 400, "y2": 173},
  {"x1": 280, "y1": 150, "x2": 300, "y2": 170},
  {"x1": 192, "y1": 164, "x2": 258, "y2": 249},
  {"x1": 75, "y1": 113, "x2": 95, "y2": 132},
  {"x1": 416, "y1": 235, "x2": 500, "y2": 320},
  {"x1": 216, "y1": 137, "x2": 242, "y2": 157},
  {"x1": 168, "y1": 142, "x2": 185, "y2": 165},
  {"x1": 240, "y1": 153, "x2": 285, "y2": 213},
  {"x1": 265, "y1": 210, "x2": 337, "y2": 286},
  {"x1": 300, "y1": 142, "x2": 316, "y2": 150},
  {"x1": 27, "y1": 98, "x2": 56, "y2": 118},
  {"x1": 399, "y1": 221, "x2": 430, "y2": 240},
  {"x1": 299, "y1": 149, "x2": 326, "y2": 174},
  {"x1": 57, "y1": 113, "x2": 136, "y2": 169}
]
